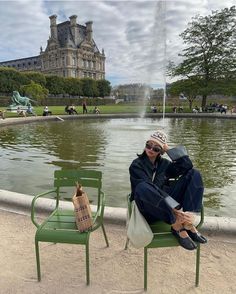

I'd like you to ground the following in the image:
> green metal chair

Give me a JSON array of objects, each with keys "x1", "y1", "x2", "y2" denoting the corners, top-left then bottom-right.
[
  {"x1": 125, "y1": 194, "x2": 204, "y2": 291},
  {"x1": 31, "y1": 169, "x2": 109, "y2": 285}
]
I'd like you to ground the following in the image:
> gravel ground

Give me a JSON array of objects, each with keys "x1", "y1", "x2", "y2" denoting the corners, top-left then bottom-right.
[{"x1": 1, "y1": 209, "x2": 236, "y2": 294}]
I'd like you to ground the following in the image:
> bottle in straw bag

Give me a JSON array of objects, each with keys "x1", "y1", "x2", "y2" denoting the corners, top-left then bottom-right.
[{"x1": 72, "y1": 183, "x2": 93, "y2": 232}]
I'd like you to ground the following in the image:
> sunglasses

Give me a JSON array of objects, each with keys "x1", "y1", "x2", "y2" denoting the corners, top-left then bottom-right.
[{"x1": 145, "y1": 142, "x2": 162, "y2": 153}]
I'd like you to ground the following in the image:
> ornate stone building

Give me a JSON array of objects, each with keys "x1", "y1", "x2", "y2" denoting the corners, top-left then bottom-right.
[{"x1": 0, "y1": 15, "x2": 105, "y2": 80}]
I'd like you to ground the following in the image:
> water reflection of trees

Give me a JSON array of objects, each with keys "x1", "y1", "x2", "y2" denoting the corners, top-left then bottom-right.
[
  {"x1": 0, "y1": 120, "x2": 106, "y2": 170},
  {"x1": 1, "y1": 117, "x2": 236, "y2": 214},
  {"x1": 168, "y1": 118, "x2": 236, "y2": 210}
]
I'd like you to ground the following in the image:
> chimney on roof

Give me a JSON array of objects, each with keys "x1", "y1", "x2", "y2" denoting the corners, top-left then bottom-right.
[
  {"x1": 49, "y1": 15, "x2": 58, "y2": 40},
  {"x1": 69, "y1": 15, "x2": 78, "y2": 42},
  {"x1": 85, "y1": 21, "x2": 93, "y2": 42}
]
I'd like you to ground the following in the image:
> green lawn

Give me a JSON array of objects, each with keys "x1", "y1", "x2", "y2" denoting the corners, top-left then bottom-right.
[{"x1": 1, "y1": 104, "x2": 193, "y2": 118}]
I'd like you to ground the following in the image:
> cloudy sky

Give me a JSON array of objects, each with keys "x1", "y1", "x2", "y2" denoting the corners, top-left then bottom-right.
[{"x1": 0, "y1": 0, "x2": 235, "y2": 88}]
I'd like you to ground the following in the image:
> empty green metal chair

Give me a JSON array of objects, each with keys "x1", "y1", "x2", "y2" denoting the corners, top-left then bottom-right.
[
  {"x1": 31, "y1": 169, "x2": 109, "y2": 284},
  {"x1": 125, "y1": 194, "x2": 204, "y2": 291}
]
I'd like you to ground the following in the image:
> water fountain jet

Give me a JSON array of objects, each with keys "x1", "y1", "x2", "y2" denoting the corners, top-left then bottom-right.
[{"x1": 141, "y1": 1, "x2": 168, "y2": 130}]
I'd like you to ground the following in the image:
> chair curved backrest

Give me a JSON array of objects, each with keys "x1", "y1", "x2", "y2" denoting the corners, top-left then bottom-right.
[{"x1": 53, "y1": 169, "x2": 105, "y2": 226}]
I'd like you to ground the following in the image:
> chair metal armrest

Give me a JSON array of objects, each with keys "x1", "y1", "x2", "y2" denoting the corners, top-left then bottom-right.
[
  {"x1": 127, "y1": 193, "x2": 132, "y2": 219},
  {"x1": 31, "y1": 189, "x2": 57, "y2": 228},
  {"x1": 196, "y1": 205, "x2": 204, "y2": 230},
  {"x1": 91, "y1": 190, "x2": 105, "y2": 231}
]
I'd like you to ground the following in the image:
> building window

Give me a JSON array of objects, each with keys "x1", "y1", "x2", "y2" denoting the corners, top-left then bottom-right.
[{"x1": 72, "y1": 57, "x2": 76, "y2": 66}]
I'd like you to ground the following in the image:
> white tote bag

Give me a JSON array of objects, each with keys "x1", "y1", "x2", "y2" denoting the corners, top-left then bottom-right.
[{"x1": 127, "y1": 201, "x2": 153, "y2": 249}]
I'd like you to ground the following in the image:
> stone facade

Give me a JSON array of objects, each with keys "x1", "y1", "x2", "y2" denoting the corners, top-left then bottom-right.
[
  {"x1": 0, "y1": 15, "x2": 105, "y2": 80},
  {"x1": 0, "y1": 56, "x2": 41, "y2": 72}
]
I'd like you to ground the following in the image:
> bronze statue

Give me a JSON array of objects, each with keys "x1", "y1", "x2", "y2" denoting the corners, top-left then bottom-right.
[{"x1": 11, "y1": 91, "x2": 36, "y2": 107}]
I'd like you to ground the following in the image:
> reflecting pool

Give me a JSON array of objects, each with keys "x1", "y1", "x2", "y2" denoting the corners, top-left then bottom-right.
[{"x1": 0, "y1": 117, "x2": 235, "y2": 217}]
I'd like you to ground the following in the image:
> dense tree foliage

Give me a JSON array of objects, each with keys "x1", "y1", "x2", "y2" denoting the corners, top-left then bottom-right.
[
  {"x1": 20, "y1": 81, "x2": 48, "y2": 105},
  {"x1": 0, "y1": 67, "x2": 28, "y2": 93},
  {"x1": 22, "y1": 71, "x2": 46, "y2": 87},
  {"x1": 45, "y1": 75, "x2": 65, "y2": 95},
  {"x1": 168, "y1": 78, "x2": 201, "y2": 109},
  {"x1": 96, "y1": 79, "x2": 111, "y2": 97},
  {"x1": 81, "y1": 78, "x2": 98, "y2": 97},
  {"x1": 209, "y1": 78, "x2": 236, "y2": 97},
  {"x1": 63, "y1": 77, "x2": 83, "y2": 96},
  {"x1": 169, "y1": 6, "x2": 236, "y2": 108},
  {"x1": 0, "y1": 67, "x2": 111, "y2": 99}
]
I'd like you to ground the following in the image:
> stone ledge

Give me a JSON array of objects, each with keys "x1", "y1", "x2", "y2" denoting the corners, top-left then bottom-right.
[{"x1": 0, "y1": 189, "x2": 235, "y2": 236}]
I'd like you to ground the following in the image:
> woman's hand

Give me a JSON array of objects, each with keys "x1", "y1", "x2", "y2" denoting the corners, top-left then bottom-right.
[
  {"x1": 173, "y1": 209, "x2": 194, "y2": 224},
  {"x1": 162, "y1": 143, "x2": 169, "y2": 153}
]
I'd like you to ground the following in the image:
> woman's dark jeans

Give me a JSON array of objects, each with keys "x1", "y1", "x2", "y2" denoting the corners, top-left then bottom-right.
[{"x1": 134, "y1": 169, "x2": 204, "y2": 224}]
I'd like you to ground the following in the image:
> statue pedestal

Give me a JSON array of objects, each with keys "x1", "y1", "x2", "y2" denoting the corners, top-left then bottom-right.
[{"x1": 7, "y1": 105, "x2": 28, "y2": 113}]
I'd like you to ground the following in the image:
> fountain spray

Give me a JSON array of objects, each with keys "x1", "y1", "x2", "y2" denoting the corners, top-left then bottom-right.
[
  {"x1": 142, "y1": 1, "x2": 167, "y2": 128},
  {"x1": 155, "y1": 0, "x2": 167, "y2": 127},
  {"x1": 162, "y1": 0, "x2": 167, "y2": 125}
]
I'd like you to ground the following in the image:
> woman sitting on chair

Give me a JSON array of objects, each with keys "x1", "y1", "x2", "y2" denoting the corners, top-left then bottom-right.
[{"x1": 129, "y1": 130, "x2": 207, "y2": 251}]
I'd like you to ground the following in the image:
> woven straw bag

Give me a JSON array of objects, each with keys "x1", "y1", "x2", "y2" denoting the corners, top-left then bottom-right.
[{"x1": 72, "y1": 183, "x2": 93, "y2": 232}]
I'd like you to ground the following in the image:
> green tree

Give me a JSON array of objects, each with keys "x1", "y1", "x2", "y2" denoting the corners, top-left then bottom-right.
[
  {"x1": 210, "y1": 78, "x2": 236, "y2": 97},
  {"x1": 22, "y1": 71, "x2": 46, "y2": 87},
  {"x1": 169, "y1": 6, "x2": 236, "y2": 108},
  {"x1": 63, "y1": 77, "x2": 83, "y2": 96},
  {"x1": 81, "y1": 78, "x2": 98, "y2": 97},
  {"x1": 0, "y1": 67, "x2": 29, "y2": 93},
  {"x1": 96, "y1": 79, "x2": 111, "y2": 97},
  {"x1": 20, "y1": 81, "x2": 48, "y2": 105},
  {"x1": 168, "y1": 78, "x2": 201, "y2": 110},
  {"x1": 45, "y1": 75, "x2": 65, "y2": 95}
]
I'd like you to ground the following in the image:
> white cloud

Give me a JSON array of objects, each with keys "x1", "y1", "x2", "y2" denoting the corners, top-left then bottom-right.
[{"x1": 0, "y1": 0, "x2": 235, "y2": 87}]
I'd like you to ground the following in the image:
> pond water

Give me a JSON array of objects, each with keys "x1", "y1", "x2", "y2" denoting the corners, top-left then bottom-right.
[{"x1": 0, "y1": 117, "x2": 235, "y2": 217}]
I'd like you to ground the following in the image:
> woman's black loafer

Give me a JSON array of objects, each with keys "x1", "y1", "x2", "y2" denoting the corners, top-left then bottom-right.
[
  {"x1": 186, "y1": 230, "x2": 207, "y2": 244},
  {"x1": 171, "y1": 227, "x2": 197, "y2": 251}
]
